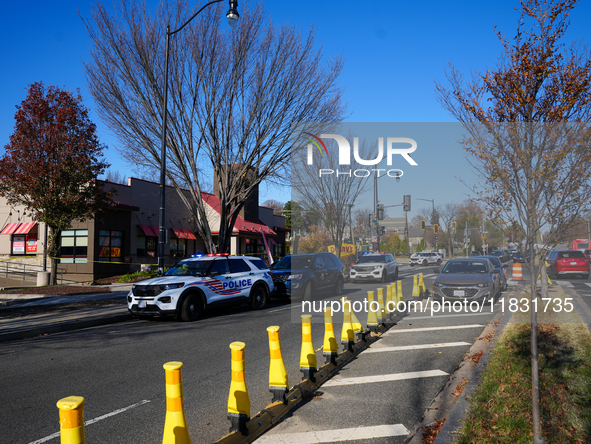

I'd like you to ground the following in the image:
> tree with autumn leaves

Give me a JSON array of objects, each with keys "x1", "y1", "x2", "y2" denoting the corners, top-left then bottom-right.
[
  {"x1": 436, "y1": 0, "x2": 591, "y2": 440},
  {"x1": 0, "y1": 82, "x2": 114, "y2": 285}
]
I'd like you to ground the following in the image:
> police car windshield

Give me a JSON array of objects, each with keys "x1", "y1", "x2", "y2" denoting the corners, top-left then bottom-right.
[
  {"x1": 165, "y1": 260, "x2": 211, "y2": 276},
  {"x1": 359, "y1": 255, "x2": 386, "y2": 263}
]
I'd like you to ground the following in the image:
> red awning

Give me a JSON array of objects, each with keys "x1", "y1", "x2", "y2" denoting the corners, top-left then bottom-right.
[
  {"x1": 14, "y1": 222, "x2": 37, "y2": 234},
  {"x1": 270, "y1": 238, "x2": 277, "y2": 245},
  {"x1": 172, "y1": 228, "x2": 197, "y2": 240},
  {"x1": 138, "y1": 225, "x2": 158, "y2": 237},
  {"x1": 0, "y1": 223, "x2": 21, "y2": 235}
]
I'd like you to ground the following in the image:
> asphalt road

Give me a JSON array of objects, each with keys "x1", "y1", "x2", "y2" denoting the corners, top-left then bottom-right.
[{"x1": 0, "y1": 262, "x2": 522, "y2": 444}]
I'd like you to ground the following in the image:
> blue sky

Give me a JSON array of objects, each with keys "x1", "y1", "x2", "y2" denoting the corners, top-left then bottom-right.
[{"x1": 2, "y1": 0, "x2": 590, "y2": 219}]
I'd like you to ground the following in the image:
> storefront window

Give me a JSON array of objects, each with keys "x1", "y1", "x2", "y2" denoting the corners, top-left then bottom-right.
[
  {"x1": 138, "y1": 235, "x2": 157, "y2": 257},
  {"x1": 170, "y1": 237, "x2": 186, "y2": 257},
  {"x1": 60, "y1": 230, "x2": 88, "y2": 263},
  {"x1": 98, "y1": 230, "x2": 123, "y2": 262}
]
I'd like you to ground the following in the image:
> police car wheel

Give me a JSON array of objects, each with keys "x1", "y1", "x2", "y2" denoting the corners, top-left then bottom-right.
[
  {"x1": 249, "y1": 285, "x2": 268, "y2": 310},
  {"x1": 422, "y1": 260, "x2": 428, "y2": 266},
  {"x1": 381, "y1": 270, "x2": 388, "y2": 283},
  {"x1": 181, "y1": 293, "x2": 203, "y2": 322},
  {"x1": 393, "y1": 268, "x2": 399, "y2": 281},
  {"x1": 303, "y1": 282, "x2": 313, "y2": 302}
]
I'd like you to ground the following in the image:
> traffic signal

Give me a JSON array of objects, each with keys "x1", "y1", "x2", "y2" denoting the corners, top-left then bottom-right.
[
  {"x1": 420, "y1": 219, "x2": 426, "y2": 230},
  {"x1": 403, "y1": 195, "x2": 411, "y2": 212},
  {"x1": 377, "y1": 204, "x2": 384, "y2": 220},
  {"x1": 434, "y1": 224, "x2": 439, "y2": 234},
  {"x1": 481, "y1": 232, "x2": 486, "y2": 239},
  {"x1": 381, "y1": 226, "x2": 386, "y2": 235},
  {"x1": 451, "y1": 226, "x2": 456, "y2": 234}
]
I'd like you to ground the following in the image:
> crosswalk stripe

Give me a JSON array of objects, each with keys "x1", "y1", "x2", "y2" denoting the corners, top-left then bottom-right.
[
  {"x1": 555, "y1": 281, "x2": 574, "y2": 287},
  {"x1": 322, "y1": 369, "x2": 448, "y2": 387},
  {"x1": 383, "y1": 325, "x2": 483, "y2": 335},
  {"x1": 364, "y1": 342, "x2": 471, "y2": 353},
  {"x1": 586, "y1": 283, "x2": 591, "y2": 288},
  {"x1": 253, "y1": 424, "x2": 410, "y2": 443}
]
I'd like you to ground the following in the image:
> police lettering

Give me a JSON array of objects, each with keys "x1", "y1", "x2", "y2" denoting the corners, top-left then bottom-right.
[{"x1": 223, "y1": 279, "x2": 252, "y2": 290}]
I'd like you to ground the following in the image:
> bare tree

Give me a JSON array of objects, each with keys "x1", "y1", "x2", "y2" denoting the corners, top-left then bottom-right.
[
  {"x1": 291, "y1": 135, "x2": 371, "y2": 259},
  {"x1": 104, "y1": 169, "x2": 128, "y2": 185},
  {"x1": 437, "y1": 202, "x2": 460, "y2": 257},
  {"x1": 436, "y1": 1, "x2": 591, "y2": 438},
  {"x1": 262, "y1": 199, "x2": 284, "y2": 216},
  {"x1": 83, "y1": 0, "x2": 346, "y2": 253}
]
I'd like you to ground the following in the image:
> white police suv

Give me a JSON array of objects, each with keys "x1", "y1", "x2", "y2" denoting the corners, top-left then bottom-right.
[
  {"x1": 350, "y1": 253, "x2": 399, "y2": 283},
  {"x1": 127, "y1": 255, "x2": 274, "y2": 321}
]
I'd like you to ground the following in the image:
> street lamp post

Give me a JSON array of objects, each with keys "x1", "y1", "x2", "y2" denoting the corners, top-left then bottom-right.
[
  {"x1": 158, "y1": 0, "x2": 239, "y2": 276},
  {"x1": 417, "y1": 198, "x2": 436, "y2": 251}
]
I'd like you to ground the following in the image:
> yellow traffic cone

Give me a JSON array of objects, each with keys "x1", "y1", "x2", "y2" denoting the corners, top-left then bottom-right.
[
  {"x1": 162, "y1": 362, "x2": 191, "y2": 444},
  {"x1": 300, "y1": 315, "x2": 317, "y2": 381},
  {"x1": 56, "y1": 396, "x2": 85, "y2": 444},
  {"x1": 412, "y1": 275, "x2": 420, "y2": 297},
  {"x1": 367, "y1": 290, "x2": 379, "y2": 333},
  {"x1": 267, "y1": 326, "x2": 288, "y2": 404},
  {"x1": 228, "y1": 343, "x2": 250, "y2": 435},
  {"x1": 323, "y1": 307, "x2": 339, "y2": 365}
]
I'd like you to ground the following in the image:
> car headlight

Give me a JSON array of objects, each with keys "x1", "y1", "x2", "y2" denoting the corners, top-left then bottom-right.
[
  {"x1": 160, "y1": 283, "x2": 185, "y2": 291},
  {"x1": 433, "y1": 282, "x2": 444, "y2": 287},
  {"x1": 288, "y1": 274, "x2": 302, "y2": 280},
  {"x1": 477, "y1": 282, "x2": 492, "y2": 288},
  {"x1": 373, "y1": 265, "x2": 384, "y2": 270}
]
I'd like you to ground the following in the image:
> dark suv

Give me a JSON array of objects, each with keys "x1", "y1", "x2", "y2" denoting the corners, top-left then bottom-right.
[{"x1": 270, "y1": 253, "x2": 345, "y2": 300}]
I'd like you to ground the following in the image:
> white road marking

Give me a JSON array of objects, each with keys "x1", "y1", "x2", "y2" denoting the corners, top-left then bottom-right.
[
  {"x1": 253, "y1": 424, "x2": 409, "y2": 443},
  {"x1": 322, "y1": 369, "x2": 448, "y2": 387},
  {"x1": 364, "y1": 342, "x2": 471, "y2": 353},
  {"x1": 555, "y1": 281, "x2": 574, "y2": 287},
  {"x1": 269, "y1": 303, "x2": 300, "y2": 313},
  {"x1": 585, "y1": 283, "x2": 591, "y2": 288},
  {"x1": 29, "y1": 400, "x2": 150, "y2": 444},
  {"x1": 383, "y1": 325, "x2": 483, "y2": 335}
]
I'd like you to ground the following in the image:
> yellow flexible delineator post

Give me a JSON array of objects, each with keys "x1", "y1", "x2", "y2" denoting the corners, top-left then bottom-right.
[
  {"x1": 56, "y1": 396, "x2": 85, "y2": 444},
  {"x1": 377, "y1": 288, "x2": 386, "y2": 326},
  {"x1": 419, "y1": 273, "x2": 425, "y2": 297},
  {"x1": 367, "y1": 290, "x2": 379, "y2": 333},
  {"x1": 397, "y1": 280, "x2": 406, "y2": 313},
  {"x1": 340, "y1": 297, "x2": 355, "y2": 352},
  {"x1": 267, "y1": 326, "x2": 289, "y2": 404},
  {"x1": 386, "y1": 284, "x2": 394, "y2": 320},
  {"x1": 344, "y1": 297, "x2": 365, "y2": 342},
  {"x1": 162, "y1": 362, "x2": 191, "y2": 444},
  {"x1": 537, "y1": 261, "x2": 552, "y2": 285},
  {"x1": 228, "y1": 342, "x2": 250, "y2": 435},
  {"x1": 323, "y1": 307, "x2": 338, "y2": 365},
  {"x1": 392, "y1": 282, "x2": 399, "y2": 307},
  {"x1": 412, "y1": 275, "x2": 420, "y2": 297},
  {"x1": 300, "y1": 315, "x2": 317, "y2": 382}
]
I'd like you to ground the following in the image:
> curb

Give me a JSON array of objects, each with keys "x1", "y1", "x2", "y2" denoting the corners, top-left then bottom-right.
[
  {"x1": 0, "y1": 312, "x2": 133, "y2": 343},
  {"x1": 432, "y1": 294, "x2": 513, "y2": 444}
]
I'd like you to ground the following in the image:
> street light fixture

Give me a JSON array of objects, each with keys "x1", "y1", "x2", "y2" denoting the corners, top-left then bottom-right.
[{"x1": 158, "y1": 0, "x2": 239, "y2": 276}]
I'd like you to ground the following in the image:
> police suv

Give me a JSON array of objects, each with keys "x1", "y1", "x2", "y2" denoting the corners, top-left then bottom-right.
[
  {"x1": 409, "y1": 251, "x2": 443, "y2": 266},
  {"x1": 350, "y1": 253, "x2": 399, "y2": 283},
  {"x1": 127, "y1": 255, "x2": 274, "y2": 321}
]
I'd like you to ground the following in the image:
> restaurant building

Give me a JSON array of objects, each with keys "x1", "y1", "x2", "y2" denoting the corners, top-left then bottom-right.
[{"x1": 0, "y1": 177, "x2": 287, "y2": 282}]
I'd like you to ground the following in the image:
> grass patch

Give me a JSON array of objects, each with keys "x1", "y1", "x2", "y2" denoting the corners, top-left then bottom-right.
[
  {"x1": 455, "y1": 322, "x2": 591, "y2": 443},
  {"x1": 117, "y1": 270, "x2": 158, "y2": 283}
]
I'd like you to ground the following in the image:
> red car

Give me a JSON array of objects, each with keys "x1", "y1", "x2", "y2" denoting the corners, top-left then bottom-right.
[
  {"x1": 584, "y1": 249, "x2": 591, "y2": 263},
  {"x1": 546, "y1": 250, "x2": 590, "y2": 279}
]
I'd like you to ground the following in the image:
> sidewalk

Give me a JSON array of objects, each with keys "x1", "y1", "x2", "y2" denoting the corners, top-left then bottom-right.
[{"x1": 0, "y1": 283, "x2": 133, "y2": 343}]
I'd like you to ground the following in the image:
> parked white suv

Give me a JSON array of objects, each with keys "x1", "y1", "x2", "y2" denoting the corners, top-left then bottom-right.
[
  {"x1": 350, "y1": 253, "x2": 398, "y2": 283},
  {"x1": 409, "y1": 251, "x2": 442, "y2": 266},
  {"x1": 127, "y1": 255, "x2": 274, "y2": 321}
]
